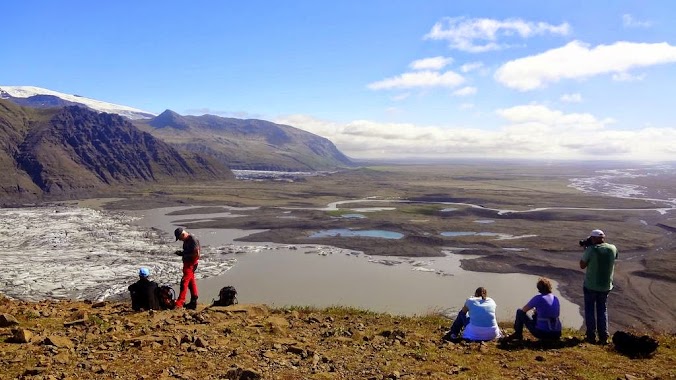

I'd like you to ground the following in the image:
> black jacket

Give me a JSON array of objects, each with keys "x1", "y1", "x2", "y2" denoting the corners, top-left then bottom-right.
[
  {"x1": 128, "y1": 278, "x2": 160, "y2": 311},
  {"x1": 180, "y1": 234, "x2": 201, "y2": 263}
]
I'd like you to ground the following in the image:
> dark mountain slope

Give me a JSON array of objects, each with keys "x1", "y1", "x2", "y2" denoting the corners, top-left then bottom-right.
[
  {"x1": 0, "y1": 100, "x2": 233, "y2": 199},
  {"x1": 4, "y1": 94, "x2": 82, "y2": 109},
  {"x1": 136, "y1": 110, "x2": 354, "y2": 171}
]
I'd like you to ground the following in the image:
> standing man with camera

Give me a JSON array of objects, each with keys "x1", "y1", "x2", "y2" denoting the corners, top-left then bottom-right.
[
  {"x1": 579, "y1": 229, "x2": 618, "y2": 344},
  {"x1": 174, "y1": 227, "x2": 200, "y2": 310}
]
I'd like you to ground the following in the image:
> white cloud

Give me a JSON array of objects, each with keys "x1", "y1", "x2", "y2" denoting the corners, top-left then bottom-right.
[
  {"x1": 460, "y1": 62, "x2": 484, "y2": 73},
  {"x1": 424, "y1": 17, "x2": 570, "y2": 53},
  {"x1": 275, "y1": 106, "x2": 674, "y2": 160},
  {"x1": 560, "y1": 93, "x2": 582, "y2": 103},
  {"x1": 453, "y1": 86, "x2": 478, "y2": 96},
  {"x1": 391, "y1": 93, "x2": 411, "y2": 101},
  {"x1": 612, "y1": 72, "x2": 646, "y2": 82},
  {"x1": 622, "y1": 14, "x2": 652, "y2": 28},
  {"x1": 367, "y1": 70, "x2": 465, "y2": 90},
  {"x1": 409, "y1": 56, "x2": 454, "y2": 70},
  {"x1": 495, "y1": 41, "x2": 676, "y2": 90},
  {"x1": 496, "y1": 104, "x2": 614, "y2": 131},
  {"x1": 459, "y1": 103, "x2": 475, "y2": 110}
]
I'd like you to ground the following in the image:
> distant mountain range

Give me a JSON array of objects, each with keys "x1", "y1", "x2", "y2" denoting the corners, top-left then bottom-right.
[
  {"x1": 135, "y1": 110, "x2": 354, "y2": 171},
  {"x1": 0, "y1": 100, "x2": 232, "y2": 200},
  {"x1": 1, "y1": 86, "x2": 355, "y2": 172}
]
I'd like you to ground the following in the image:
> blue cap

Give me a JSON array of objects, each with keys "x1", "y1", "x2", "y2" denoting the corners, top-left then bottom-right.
[{"x1": 139, "y1": 267, "x2": 150, "y2": 277}]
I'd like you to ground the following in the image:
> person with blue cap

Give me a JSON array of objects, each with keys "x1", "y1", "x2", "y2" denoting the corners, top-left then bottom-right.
[{"x1": 128, "y1": 267, "x2": 160, "y2": 311}]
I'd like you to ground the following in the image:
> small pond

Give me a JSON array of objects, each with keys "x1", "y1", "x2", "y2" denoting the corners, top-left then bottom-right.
[
  {"x1": 340, "y1": 213, "x2": 366, "y2": 219},
  {"x1": 310, "y1": 229, "x2": 404, "y2": 239}
]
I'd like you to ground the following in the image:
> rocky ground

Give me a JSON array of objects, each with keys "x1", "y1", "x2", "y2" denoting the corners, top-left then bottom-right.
[{"x1": 1, "y1": 295, "x2": 674, "y2": 380}]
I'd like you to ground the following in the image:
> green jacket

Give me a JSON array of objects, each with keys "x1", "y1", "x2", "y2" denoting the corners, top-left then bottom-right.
[{"x1": 582, "y1": 242, "x2": 618, "y2": 291}]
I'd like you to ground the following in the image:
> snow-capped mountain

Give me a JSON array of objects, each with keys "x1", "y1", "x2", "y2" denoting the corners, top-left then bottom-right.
[{"x1": 0, "y1": 85, "x2": 156, "y2": 120}]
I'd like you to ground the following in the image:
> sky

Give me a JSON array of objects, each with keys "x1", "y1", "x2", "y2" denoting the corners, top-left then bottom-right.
[{"x1": 2, "y1": 1, "x2": 676, "y2": 161}]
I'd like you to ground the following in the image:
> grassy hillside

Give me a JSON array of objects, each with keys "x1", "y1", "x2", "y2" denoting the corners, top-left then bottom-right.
[{"x1": 1, "y1": 295, "x2": 673, "y2": 379}]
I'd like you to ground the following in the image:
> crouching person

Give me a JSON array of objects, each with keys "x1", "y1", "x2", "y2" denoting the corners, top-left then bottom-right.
[
  {"x1": 128, "y1": 267, "x2": 160, "y2": 311},
  {"x1": 443, "y1": 287, "x2": 502, "y2": 341},
  {"x1": 511, "y1": 277, "x2": 562, "y2": 341}
]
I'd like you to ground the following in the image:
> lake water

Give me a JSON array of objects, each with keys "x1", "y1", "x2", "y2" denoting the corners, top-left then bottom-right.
[{"x1": 133, "y1": 206, "x2": 583, "y2": 327}]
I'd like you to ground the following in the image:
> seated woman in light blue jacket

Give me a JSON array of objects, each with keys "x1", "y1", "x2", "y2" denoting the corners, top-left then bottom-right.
[{"x1": 443, "y1": 287, "x2": 502, "y2": 341}]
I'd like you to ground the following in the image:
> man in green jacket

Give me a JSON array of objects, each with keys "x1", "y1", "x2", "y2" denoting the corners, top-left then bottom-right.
[{"x1": 579, "y1": 229, "x2": 618, "y2": 345}]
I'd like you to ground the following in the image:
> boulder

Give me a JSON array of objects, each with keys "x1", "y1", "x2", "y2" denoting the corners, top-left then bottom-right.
[
  {"x1": 225, "y1": 367, "x2": 262, "y2": 380},
  {"x1": 11, "y1": 328, "x2": 33, "y2": 343},
  {"x1": 44, "y1": 335, "x2": 75, "y2": 348},
  {"x1": 0, "y1": 313, "x2": 19, "y2": 327}
]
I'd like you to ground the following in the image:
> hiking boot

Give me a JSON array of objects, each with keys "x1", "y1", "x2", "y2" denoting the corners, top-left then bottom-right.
[
  {"x1": 185, "y1": 297, "x2": 198, "y2": 310},
  {"x1": 584, "y1": 336, "x2": 596, "y2": 344},
  {"x1": 506, "y1": 333, "x2": 523, "y2": 341},
  {"x1": 442, "y1": 333, "x2": 459, "y2": 342},
  {"x1": 598, "y1": 337, "x2": 609, "y2": 345}
]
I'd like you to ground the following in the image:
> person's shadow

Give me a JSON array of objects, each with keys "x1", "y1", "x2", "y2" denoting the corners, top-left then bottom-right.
[{"x1": 497, "y1": 336, "x2": 582, "y2": 351}]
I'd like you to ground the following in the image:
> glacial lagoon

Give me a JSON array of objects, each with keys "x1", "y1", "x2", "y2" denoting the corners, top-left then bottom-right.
[{"x1": 133, "y1": 206, "x2": 583, "y2": 327}]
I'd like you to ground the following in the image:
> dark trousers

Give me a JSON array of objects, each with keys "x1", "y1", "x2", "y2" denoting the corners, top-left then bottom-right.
[
  {"x1": 583, "y1": 286, "x2": 610, "y2": 341},
  {"x1": 513, "y1": 309, "x2": 561, "y2": 340},
  {"x1": 448, "y1": 310, "x2": 469, "y2": 336}
]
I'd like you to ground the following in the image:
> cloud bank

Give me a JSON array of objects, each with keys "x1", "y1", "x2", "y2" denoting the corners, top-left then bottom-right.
[
  {"x1": 277, "y1": 105, "x2": 675, "y2": 160},
  {"x1": 495, "y1": 41, "x2": 676, "y2": 90}
]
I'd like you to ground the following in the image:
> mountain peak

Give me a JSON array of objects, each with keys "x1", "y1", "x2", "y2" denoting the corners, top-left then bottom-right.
[{"x1": 149, "y1": 109, "x2": 191, "y2": 130}]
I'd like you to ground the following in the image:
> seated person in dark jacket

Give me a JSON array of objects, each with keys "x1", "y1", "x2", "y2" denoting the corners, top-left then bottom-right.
[
  {"x1": 510, "y1": 277, "x2": 562, "y2": 340},
  {"x1": 128, "y1": 267, "x2": 160, "y2": 311}
]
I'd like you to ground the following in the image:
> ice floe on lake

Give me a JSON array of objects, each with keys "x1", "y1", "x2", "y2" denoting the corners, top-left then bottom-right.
[{"x1": 0, "y1": 206, "x2": 238, "y2": 301}]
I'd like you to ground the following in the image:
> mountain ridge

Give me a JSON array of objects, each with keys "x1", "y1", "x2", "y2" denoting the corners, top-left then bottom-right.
[
  {"x1": 0, "y1": 100, "x2": 233, "y2": 200},
  {"x1": 2, "y1": 86, "x2": 355, "y2": 172},
  {"x1": 136, "y1": 109, "x2": 355, "y2": 171}
]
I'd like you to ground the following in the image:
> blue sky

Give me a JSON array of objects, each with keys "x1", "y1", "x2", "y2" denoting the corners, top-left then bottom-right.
[{"x1": 2, "y1": 1, "x2": 676, "y2": 160}]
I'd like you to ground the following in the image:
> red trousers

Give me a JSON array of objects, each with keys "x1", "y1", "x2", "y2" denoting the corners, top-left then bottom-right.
[{"x1": 176, "y1": 260, "x2": 198, "y2": 307}]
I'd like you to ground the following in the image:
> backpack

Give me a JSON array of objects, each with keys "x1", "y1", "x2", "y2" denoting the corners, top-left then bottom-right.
[
  {"x1": 156, "y1": 285, "x2": 176, "y2": 310},
  {"x1": 612, "y1": 331, "x2": 658, "y2": 357},
  {"x1": 213, "y1": 286, "x2": 238, "y2": 306}
]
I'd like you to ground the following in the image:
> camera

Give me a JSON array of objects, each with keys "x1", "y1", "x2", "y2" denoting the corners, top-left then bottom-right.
[{"x1": 579, "y1": 236, "x2": 593, "y2": 248}]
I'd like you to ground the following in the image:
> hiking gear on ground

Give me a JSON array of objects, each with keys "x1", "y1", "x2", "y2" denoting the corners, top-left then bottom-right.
[
  {"x1": 174, "y1": 227, "x2": 185, "y2": 241},
  {"x1": 156, "y1": 285, "x2": 176, "y2": 310},
  {"x1": 213, "y1": 286, "x2": 238, "y2": 306},
  {"x1": 612, "y1": 331, "x2": 658, "y2": 357},
  {"x1": 139, "y1": 267, "x2": 150, "y2": 278}
]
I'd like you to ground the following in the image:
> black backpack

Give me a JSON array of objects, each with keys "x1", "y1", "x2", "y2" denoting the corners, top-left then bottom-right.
[
  {"x1": 612, "y1": 331, "x2": 658, "y2": 357},
  {"x1": 213, "y1": 286, "x2": 238, "y2": 306},
  {"x1": 156, "y1": 285, "x2": 176, "y2": 310}
]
